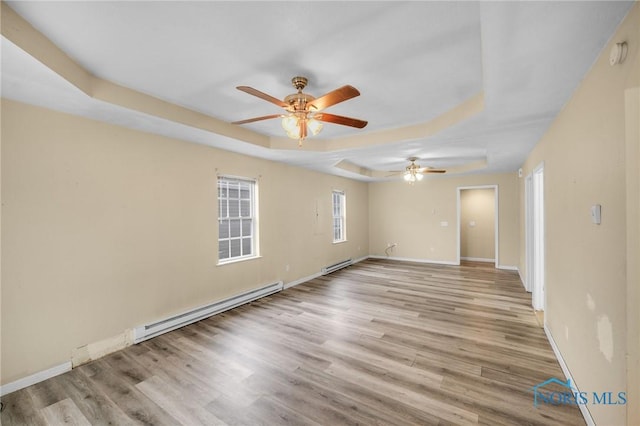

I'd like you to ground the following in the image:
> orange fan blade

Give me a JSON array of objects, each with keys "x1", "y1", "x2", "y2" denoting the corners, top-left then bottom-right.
[
  {"x1": 236, "y1": 86, "x2": 287, "y2": 108},
  {"x1": 309, "y1": 85, "x2": 360, "y2": 111},
  {"x1": 232, "y1": 114, "x2": 282, "y2": 125},
  {"x1": 314, "y1": 112, "x2": 367, "y2": 129}
]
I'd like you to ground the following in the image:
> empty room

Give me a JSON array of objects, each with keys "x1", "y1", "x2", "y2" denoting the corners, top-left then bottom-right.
[{"x1": 1, "y1": 1, "x2": 639, "y2": 425}]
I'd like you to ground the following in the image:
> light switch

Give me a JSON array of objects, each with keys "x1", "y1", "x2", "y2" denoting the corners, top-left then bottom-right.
[
  {"x1": 591, "y1": 204, "x2": 601, "y2": 225},
  {"x1": 469, "y1": 221, "x2": 476, "y2": 227},
  {"x1": 440, "y1": 221, "x2": 448, "y2": 227}
]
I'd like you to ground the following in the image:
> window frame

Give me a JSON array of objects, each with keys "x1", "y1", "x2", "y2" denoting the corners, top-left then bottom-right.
[
  {"x1": 217, "y1": 176, "x2": 258, "y2": 265},
  {"x1": 332, "y1": 190, "x2": 347, "y2": 243}
]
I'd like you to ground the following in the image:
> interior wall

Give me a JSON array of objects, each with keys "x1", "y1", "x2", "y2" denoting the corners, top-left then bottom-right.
[
  {"x1": 625, "y1": 83, "x2": 640, "y2": 426},
  {"x1": 369, "y1": 173, "x2": 518, "y2": 268},
  {"x1": 460, "y1": 188, "x2": 495, "y2": 261},
  {"x1": 0, "y1": 99, "x2": 369, "y2": 385},
  {"x1": 518, "y1": 4, "x2": 639, "y2": 425},
  {"x1": 624, "y1": 53, "x2": 640, "y2": 425},
  {"x1": 0, "y1": 98, "x2": 3, "y2": 387}
]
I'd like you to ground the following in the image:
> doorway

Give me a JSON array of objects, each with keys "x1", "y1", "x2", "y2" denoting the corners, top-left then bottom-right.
[{"x1": 457, "y1": 186, "x2": 498, "y2": 267}]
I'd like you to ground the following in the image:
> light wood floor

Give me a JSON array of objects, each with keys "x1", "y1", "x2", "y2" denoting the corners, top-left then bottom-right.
[{"x1": 1, "y1": 259, "x2": 584, "y2": 425}]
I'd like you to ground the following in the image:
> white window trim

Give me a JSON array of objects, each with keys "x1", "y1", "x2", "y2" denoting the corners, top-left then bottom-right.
[
  {"x1": 332, "y1": 190, "x2": 347, "y2": 243},
  {"x1": 217, "y1": 255, "x2": 262, "y2": 267},
  {"x1": 217, "y1": 176, "x2": 259, "y2": 265}
]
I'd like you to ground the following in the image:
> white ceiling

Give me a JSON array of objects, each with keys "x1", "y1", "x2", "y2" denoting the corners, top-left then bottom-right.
[{"x1": 1, "y1": 1, "x2": 633, "y2": 180}]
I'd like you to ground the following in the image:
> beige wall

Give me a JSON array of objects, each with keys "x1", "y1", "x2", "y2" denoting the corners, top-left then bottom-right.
[
  {"x1": 0, "y1": 97, "x2": 3, "y2": 389},
  {"x1": 625, "y1": 84, "x2": 640, "y2": 426},
  {"x1": 0, "y1": 99, "x2": 369, "y2": 384},
  {"x1": 369, "y1": 173, "x2": 519, "y2": 268},
  {"x1": 518, "y1": 4, "x2": 639, "y2": 425},
  {"x1": 460, "y1": 188, "x2": 495, "y2": 260}
]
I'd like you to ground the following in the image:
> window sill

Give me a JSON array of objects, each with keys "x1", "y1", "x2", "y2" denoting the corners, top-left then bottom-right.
[
  {"x1": 332, "y1": 240, "x2": 348, "y2": 245},
  {"x1": 217, "y1": 255, "x2": 262, "y2": 266}
]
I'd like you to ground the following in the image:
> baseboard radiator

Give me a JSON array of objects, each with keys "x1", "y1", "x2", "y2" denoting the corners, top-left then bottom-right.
[
  {"x1": 322, "y1": 258, "x2": 353, "y2": 275},
  {"x1": 133, "y1": 281, "x2": 283, "y2": 343}
]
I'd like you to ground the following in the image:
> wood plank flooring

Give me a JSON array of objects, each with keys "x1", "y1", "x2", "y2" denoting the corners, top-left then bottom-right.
[{"x1": 1, "y1": 259, "x2": 584, "y2": 425}]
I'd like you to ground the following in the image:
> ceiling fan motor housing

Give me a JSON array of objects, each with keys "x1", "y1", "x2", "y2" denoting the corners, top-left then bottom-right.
[
  {"x1": 291, "y1": 76, "x2": 308, "y2": 91},
  {"x1": 285, "y1": 77, "x2": 316, "y2": 112},
  {"x1": 284, "y1": 92, "x2": 316, "y2": 112}
]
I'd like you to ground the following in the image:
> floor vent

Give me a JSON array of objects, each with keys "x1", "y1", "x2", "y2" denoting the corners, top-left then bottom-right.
[
  {"x1": 322, "y1": 258, "x2": 353, "y2": 275},
  {"x1": 133, "y1": 281, "x2": 283, "y2": 343}
]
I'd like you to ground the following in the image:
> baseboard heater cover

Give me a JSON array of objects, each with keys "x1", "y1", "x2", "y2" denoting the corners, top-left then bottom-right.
[
  {"x1": 322, "y1": 258, "x2": 353, "y2": 275},
  {"x1": 133, "y1": 281, "x2": 283, "y2": 344}
]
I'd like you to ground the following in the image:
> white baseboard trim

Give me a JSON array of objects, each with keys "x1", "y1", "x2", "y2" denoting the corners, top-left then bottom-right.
[
  {"x1": 72, "y1": 330, "x2": 134, "y2": 368},
  {"x1": 517, "y1": 268, "x2": 527, "y2": 290},
  {"x1": 368, "y1": 255, "x2": 458, "y2": 266},
  {"x1": 352, "y1": 255, "x2": 369, "y2": 264},
  {"x1": 1, "y1": 361, "x2": 72, "y2": 397},
  {"x1": 496, "y1": 265, "x2": 518, "y2": 271},
  {"x1": 284, "y1": 271, "x2": 323, "y2": 289},
  {"x1": 284, "y1": 255, "x2": 370, "y2": 290},
  {"x1": 461, "y1": 257, "x2": 495, "y2": 263},
  {"x1": 544, "y1": 325, "x2": 595, "y2": 426}
]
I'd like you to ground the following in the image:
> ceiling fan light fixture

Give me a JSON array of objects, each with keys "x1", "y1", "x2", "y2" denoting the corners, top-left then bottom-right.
[
  {"x1": 281, "y1": 113, "x2": 323, "y2": 143},
  {"x1": 403, "y1": 157, "x2": 426, "y2": 183},
  {"x1": 307, "y1": 117, "x2": 323, "y2": 136},
  {"x1": 282, "y1": 115, "x2": 299, "y2": 136}
]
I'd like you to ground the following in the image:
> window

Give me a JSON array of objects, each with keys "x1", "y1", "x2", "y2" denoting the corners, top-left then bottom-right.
[
  {"x1": 332, "y1": 190, "x2": 346, "y2": 243},
  {"x1": 218, "y1": 176, "x2": 257, "y2": 263}
]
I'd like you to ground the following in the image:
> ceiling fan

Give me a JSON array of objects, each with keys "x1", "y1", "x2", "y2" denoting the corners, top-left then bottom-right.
[
  {"x1": 388, "y1": 157, "x2": 446, "y2": 183},
  {"x1": 232, "y1": 76, "x2": 367, "y2": 146}
]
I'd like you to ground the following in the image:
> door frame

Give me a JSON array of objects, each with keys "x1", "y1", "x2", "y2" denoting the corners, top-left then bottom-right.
[
  {"x1": 532, "y1": 162, "x2": 546, "y2": 311},
  {"x1": 456, "y1": 185, "x2": 499, "y2": 267},
  {"x1": 525, "y1": 173, "x2": 534, "y2": 292}
]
